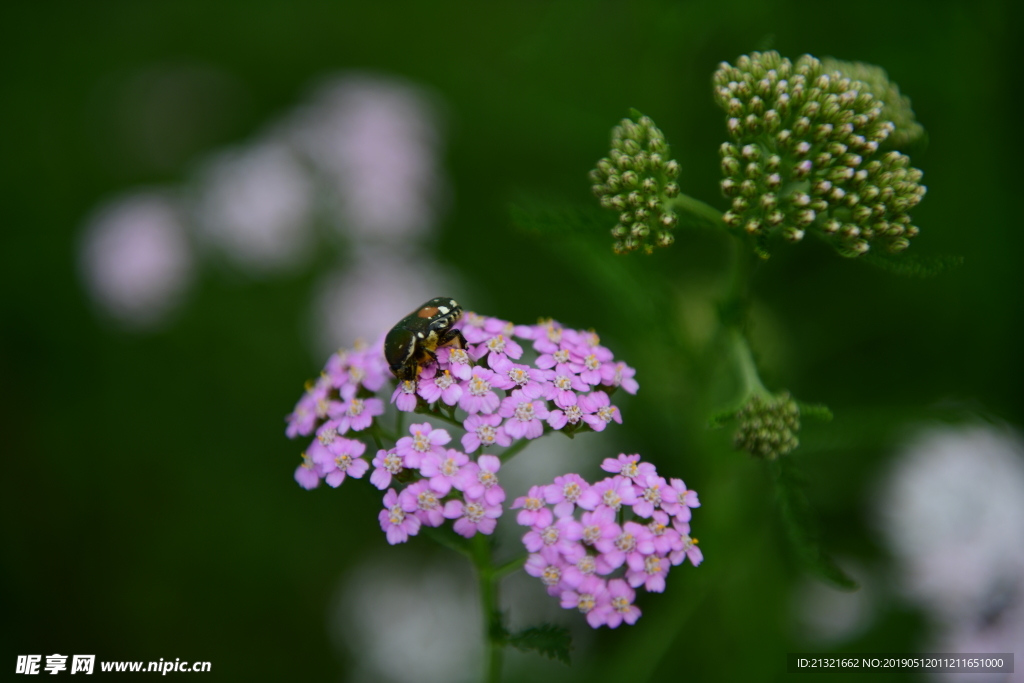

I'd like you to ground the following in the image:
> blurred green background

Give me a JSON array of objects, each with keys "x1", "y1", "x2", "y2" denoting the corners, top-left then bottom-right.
[{"x1": 2, "y1": 0, "x2": 1022, "y2": 681}]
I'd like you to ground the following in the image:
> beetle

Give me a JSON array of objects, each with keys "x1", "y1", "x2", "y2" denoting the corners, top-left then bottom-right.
[{"x1": 384, "y1": 297, "x2": 466, "y2": 381}]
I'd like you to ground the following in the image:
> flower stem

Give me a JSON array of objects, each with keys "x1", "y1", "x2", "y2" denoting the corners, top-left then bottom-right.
[
  {"x1": 471, "y1": 534, "x2": 504, "y2": 683},
  {"x1": 499, "y1": 437, "x2": 534, "y2": 464}
]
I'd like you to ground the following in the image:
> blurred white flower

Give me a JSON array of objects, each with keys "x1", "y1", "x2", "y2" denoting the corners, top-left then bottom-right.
[
  {"x1": 194, "y1": 139, "x2": 314, "y2": 273},
  {"x1": 308, "y1": 247, "x2": 458, "y2": 357},
  {"x1": 876, "y1": 423, "x2": 1024, "y2": 681},
  {"x1": 331, "y1": 552, "x2": 480, "y2": 683},
  {"x1": 792, "y1": 562, "x2": 874, "y2": 644},
  {"x1": 79, "y1": 191, "x2": 193, "y2": 328},
  {"x1": 288, "y1": 73, "x2": 447, "y2": 241}
]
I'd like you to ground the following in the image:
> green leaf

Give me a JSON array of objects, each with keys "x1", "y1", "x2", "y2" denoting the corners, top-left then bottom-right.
[
  {"x1": 772, "y1": 458, "x2": 858, "y2": 590},
  {"x1": 508, "y1": 197, "x2": 610, "y2": 238},
  {"x1": 504, "y1": 624, "x2": 573, "y2": 665},
  {"x1": 796, "y1": 401, "x2": 833, "y2": 422},
  {"x1": 860, "y1": 251, "x2": 964, "y2": 278}
]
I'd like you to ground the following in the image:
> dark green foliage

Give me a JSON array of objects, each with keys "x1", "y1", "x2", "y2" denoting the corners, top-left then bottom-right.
[
  {"x1": 861, "y1": 251, "x2": 964, "y2": 277},
  {"x1": 772, "y1": 457, "x2": 858, "y2": 590},
  {"x1": 503, "y1": 624, "x2": 573, "y2": 665}
]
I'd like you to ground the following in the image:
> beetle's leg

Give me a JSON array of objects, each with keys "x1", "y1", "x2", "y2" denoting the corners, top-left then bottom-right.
[{"x1": 438, "y1": 328, "x2": 467, "y2": 350}]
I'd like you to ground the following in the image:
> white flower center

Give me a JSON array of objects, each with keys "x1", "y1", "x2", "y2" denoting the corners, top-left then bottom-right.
[
  {"x1": 644, "y1": 555, "x2": 663, "y2": 575},
  {"x1": 585, "y1": 354, "x2": 600, "y2": 371},
  {"x1": 577, "y1": 555, "x2": 596, "y2": 575},
  {"x1": 562, "y1": 482, "x2": 581, "y2": 502},
  {"x1": 508, "y1": 368, "x2": 528, "y2": 385},
  {"x1": 417, "y1": 490, "x2": 440, "y2": 511},
  {"x1": 597, "y1": 406, "x2": 617, "y2": 423},
  {"x1": 555, "y1": 375, "x2": 572, "y2": 391},
  {"x1": 643, "y1": 485, "x2": 661, "y2": 506},
  {"x1": 541, "y1": 526, "x2": 560, "y2": 545},
  {"x1": 335, "y1": 454, "x2": 353, "y2": 471},
  {"x1": 612, "y1": 596, "x2": 631, "y2": 613},
  {"x1": 476, "y1": 425, "x2": 497, "y2": 445},
  {"x1": 465, "y1": 502, "x2": 485, "y2": 523},
  {"x1": 388, "y1": 505, "x2": 405, "y2": 524},
  {"x1": 614, "y1": 532, "x2": 636, "y2": 553},
  {"x1": 317, "y1": 427, "x2": 337, "y2": 445},
  {"x1": 469, "y1": 375, "x2": 492, "y2": 396},
  {"x1": 524, "y1": 496, "x2": 543, "y2": 511},
  {"x1": 564, "y1": 405, "x2": 583, "y2": 424},
  {"x1": 541, "y1": 565, "x2": 561, "y2": 586},
  {"x1": 553, "y1": 349, "x2": 570, "y2": 364},
  {"x1": 346, "y1": 399, "x2": 364, "y2": 417},
  {"x1": 412, "y1": 431, "x2": 431, "y2": 452},
  {"x1": 602, "y1": 489, "x2": 622, "y2": 510},
  {"x1": 383, "y1": 454, "x2": 403, "y2": 474},
  {"x1": 441, "y1": 456, "x2": 460, "y2": 477},
  {"x1": 577, "y1": 593, "x2": 595, "y2": 613},
  {"x1": 486, "y1": 335, "x2": 507, "y2": 354},
  {"x1": 582, "y1": 525, "x2": 601, "y2": 544},
  {"x1": 435, "y1": 371, "x2": 454, "y2": 390},
  {"x1": 478, "y1": 469, "x2": 497, "y2": 487},
  {"x1": 514, "y1": 401, "x2": 535, "y2": 422}
]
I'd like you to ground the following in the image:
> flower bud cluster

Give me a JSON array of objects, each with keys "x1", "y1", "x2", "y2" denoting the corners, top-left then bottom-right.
[
  {"x1": 589, "y1": 115, "x2": 682, "y2": 255},
  {"x1": 733, "y1": 391, "x2": 800, "y2": 460},
  {"x1": 713, "y1": 51, "x2": 926, "y2": 257},
  {"x1": 285, "y1": 312, "x2": 639, "y2": 546},
  {"x1": 514, "y1": 454, "x2": 702, "y2": 628},
  {"x1": 822, "y1": 58, "x2": 924, "y2": 149}
]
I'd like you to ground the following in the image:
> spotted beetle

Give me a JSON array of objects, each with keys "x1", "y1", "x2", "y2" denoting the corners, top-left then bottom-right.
[{"x1": 384, "y1": 297, "x2": 466, "y2": 381}]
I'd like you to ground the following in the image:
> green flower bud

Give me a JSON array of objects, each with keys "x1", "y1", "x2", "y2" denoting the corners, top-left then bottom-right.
[{"x1": 733, "y1": 391, "x2": 801, "y2": 460}]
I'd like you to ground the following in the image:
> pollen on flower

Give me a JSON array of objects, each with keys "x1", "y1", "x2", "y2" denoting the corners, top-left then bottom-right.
[
  {"x1": 469, "y1": 376, "x2": 491, "y2": 395},
  {"x1": 346, "y1": 398, "x2": 365, "y2": 416},
  {"x1": 514, "y1": 401, "x2": 536, "y2": 422},
  {"x1": 417, "y1": 489, "x2": 440, "y2": 511},
  {"x1": 382, "y1": 453, "x2": 403, "y2": 473},
  {"x1": 614, "y1": 531, "x2": 636, "y2": 553},
  {"x1": 464, "y1": 501, "x2": 485, "y2": 523},
  {"x1": 602, "y1": 489, "x2": 623, "y2": 509},
  {"x1": 524, "y1": 495, "x2": 543, "y2": 511},
  {"x1": 542, "y1": 564, "x2": 562, "y2": 587},
  {"x1": 644, "y1": 555, "x2": 663, "y2": 575},
  {"x1": 553, "y1": 349, "x2": 571, "y2": 364},
  {"x1": 413, "y1": 431, "x2": 431, "y2": 452},
  {"x1": 541, "y1": 525, "x2": 560, "y2": 545},
  {"x1": 597, "y1": 406, "x2": 618, "y2": 423},
  {"x1": 576, "y1": 593, "x2": 596, "y2": 614},
  {"x1": 317, "y1": 427, "x2": 338, "y2": 445},
  {"x1": 388, "y1": 505, "x2": 405, "y2": 525}
]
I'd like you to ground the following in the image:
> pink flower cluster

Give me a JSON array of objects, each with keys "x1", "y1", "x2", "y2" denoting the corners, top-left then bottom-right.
[
  {"x1": 512, "y1": 455, "x2": 702, "y2": 629},
  {"x1": 375, "y1": 422, "x2": 506, "y2": 544},
  {"x1": 395, "y1": 314, "x2": 638, "y2": 443},
  {"x1": 284, "y1": 312, "x2": 640, "y2": 551}
]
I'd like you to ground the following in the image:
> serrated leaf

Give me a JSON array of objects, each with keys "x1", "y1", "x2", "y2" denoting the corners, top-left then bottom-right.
[
  {"x1": 509, "y1": 197, "x2": 610, "y2": 238},
  {"x1": 860, "y1": 251, "x2": 964, "y2": 278},
  {"x1": 797, "y1": 401, "x2": 833, "y2": 422},
  {"x1": 505, "y1": 624, "x2": 573, "y2": 665},
  {"x1": 772, "y1": 458, "x2": 858, "y2": 590}
]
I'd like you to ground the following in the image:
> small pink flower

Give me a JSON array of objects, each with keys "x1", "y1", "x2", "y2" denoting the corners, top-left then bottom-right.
[
  {"x1": 560, "y1": 576, "x2": 610, "y2": 628},
  {"x1": 458, "y1": 366, "x2": 501, "y2": 415},
  {"x1": 462, "y1": 454, "x2": 505, "y2": 506},
  {"x1": 601, "y1": 360, "x2": 639, "y2": 394},
  {"x1": 419, "y1": 448, "x2": 472, "y2": 496},
  {"x1": 437, "y1": 346, "x2": 472, "y2": 380},
  {"x1": 461, "y1": 413, "x2": 511, "y2": 453},
  {"x1": 294, "y1": 452, "x2": 322, "y2": 490},
  {"x1": 626, "y1": 550, "x2": 670, "y2": 593},
  {"x1": 578, "y1": 475, "x2": 638, "y2": 512},
  {"x1": 670, "y1": 535, "x2": 703, "y2": 567},
  {"x1": 631, "y1": 473, "x2": 679, "y2": 518},
  {"x1": 395, "y1": 422, "x2": 451, "y2": 469},
  {"x1": 522, "y1": 517, "x2": 584, "y2": 558},
  {"x1": 332, "y1": 396, "x2": 384, "y2": 433},
  {"x1": 370, "y1": 448, "x2": 405, "y2": 490},
  {"x1": 444, "y1": 495, "x2": 503, "y2": 538},
  {"x1": 390, "y1": 379, "x2": 420, "y2": 412},
  {"x1": 499, "y1": 389, "x2": 550, "y2": 440},
  {"x1": 595, "y1": 521, "x2": 653, "y2": 571},
  {"x1": 525, "y1": 546, "x2": 574, "y2": 597},
  {"x1": 548, "y1": 370, "x2": 589, "y2": 409},
  {"x1": 547, "y1": 404, "x2": 585, "y2": 431},
  {"x1": 600, "y1": 454, "x2": 656, "y2": 481},
  {"x1": 399, "y1": 480, "x2": 446, "y2": 527},
  {"x1": 379, "y1": 488, "x2": 421, "y2": 545},
  {"x1": 579, "y1": 391, "x2": 622, "y2": 432},
  {"x1": 604, "y1": 579, "x2": 641, "y2": 628},
  {"x1": 417, "y1": 365, "x2": 463, "y2": 406},
  {"x1": 544, "y1": 473, "x2": 590, "y2": 518},
  {"x1": 512, "y1": 485, "x2": 553, "y2": 528},
  {"x1": 579, "y1": 507, "x2": 620, "y2": 548},
  {"x1": 319, "y1": 438, "x2": 369, "y2": 488},
  {"x1": 646, "y1": 511, "x2": 683, "y2": 556}
]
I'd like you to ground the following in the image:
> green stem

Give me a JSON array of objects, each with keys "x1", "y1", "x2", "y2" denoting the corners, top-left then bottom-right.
[
  {"x1": 499, "y1": 437, "x2": 534, "y2": 464},
  {"x1": 471, "y1": 534, "x2": 504, "y2": 683},
  {"x1": 667, "y1": 193, "x2": 728, "y2": 232}
]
